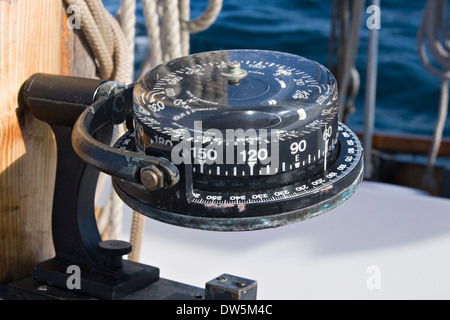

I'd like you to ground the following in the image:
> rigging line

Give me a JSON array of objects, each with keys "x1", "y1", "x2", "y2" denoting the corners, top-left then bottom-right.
[
  {"x1": 117, "y1": 0, "x2": 137, "y2": 79},
  {"x1": 336, "y1": 0, "x2": 365, "y2": 123},
  {"x1": 181, "y1": 0, "x2": 223, "y2": 34},
  {"x1": 161, "y1": 0, "x2": 183, "y2": 62},
  {"x1": 363, "y1": 0, "x2": 380, "y2": 180},
  {"x1": 63, "y1": 0, "x2": 131, "y2": 82},
  {"x1": 141, "y1": 0, "x2": 163, "y2": 71},
  {"x1": 179, "y1": 0, "x2": 191, "y2": 56},
  {"x1": 328, "y1": 0, "x2": 339, "y2": 69},
  {"x1": 418, "y1": 0, "x2": 450, "y2": 190}
]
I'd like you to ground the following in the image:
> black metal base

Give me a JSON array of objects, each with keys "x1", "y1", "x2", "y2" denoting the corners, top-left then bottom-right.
[
  {"x1": 5, "y1": 273, "x2": 256, "y2": 300},
  {"x1": 7, "y1": 275, "x2": 202, "y2": 300},
  {"x1": 33, "y1": 258, "x2": 160, "y2": 300},
  {"x1": 13, "y1": 75, "x2": 258, "y2": 301}
]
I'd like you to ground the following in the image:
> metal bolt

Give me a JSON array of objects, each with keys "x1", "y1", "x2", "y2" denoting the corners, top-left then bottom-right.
[
  {"x1": 227, "y1": 61, "x2": 242, "y2": 74},
  {"x1": 236, "y1": 281, "x2": 247, "y2": 288},
  {"x1": 221, "y1": 61, "x2": 248, "y2": 81},
  {"x1": 140, "y1": 165, "x2": 164, "y2": 191},
  {"x1": 37, "y1": 285, "x2": 48, "y2": 292},
  {"x1": 97, "y1": 240, "x2": 132, "y2": 269},
  {"x1": 216, "y1": 276, "x2": 227, "y2": 283}
]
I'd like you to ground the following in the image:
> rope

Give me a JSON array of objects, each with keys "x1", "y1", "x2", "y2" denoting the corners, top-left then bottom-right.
[
  {"x1": 65, "y1": 0, "x2": 113, "y2": 79},
  {"x1": 161, "y1": 0, "x2": 183, "y2": 62},
  {"x1": 141, "y1": 0, "x2": 163, "y2": 70},
  {"x1": 328, "y1": 0, "x2": 339, "y2": 69},
  {"x1": 140, "y1": 0, "x2": 223, "y2": 73},
  {"x1": 63, "y1": 0, "x2": 132, "y2": 83},
  {"x1": 181, "y1": 0, "x2": 223, "y2": 34},
  {"x1": 179, "y1": 0, "x2": 191, "y2": 56},
  {"x1": 109, "y1": 0, "x2": 137, "y2": 242},
  {"x1": 328, "y1": 0, "x2": 364, "y2": 123},
  {"x1": 418, "y1": 0, "x2": 450, "y2": 189},
  {"x1": 128, "y1": 211, "x2": 146, "y2": 262},
  {"x1": 117, "y1": 0, "x2": 137, "y2": 78},
  {"x1": 106, "y1": 12, "x2": 133, "y2": 83},
  {"x1": 340, "y1": 0, "x2": 364, "y2": 123}
]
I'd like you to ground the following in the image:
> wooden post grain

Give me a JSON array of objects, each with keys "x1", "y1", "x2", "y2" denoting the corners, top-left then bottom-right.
[{"x1": 0, "y1": 0, "x2": 97, "y2": 283}]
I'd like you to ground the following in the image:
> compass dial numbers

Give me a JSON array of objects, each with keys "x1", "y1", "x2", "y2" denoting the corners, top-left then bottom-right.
[
  {"x1": 133, "y1": 50, "x2": 339, "y2": 180},
  {"x1": 187, "y1": 123, "x2": 362, "y2": 206}
]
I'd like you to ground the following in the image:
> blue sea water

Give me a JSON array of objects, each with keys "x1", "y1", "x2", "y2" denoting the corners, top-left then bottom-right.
[{"x1": 104, "y1": 0, "x2": 450, "y2": 138}]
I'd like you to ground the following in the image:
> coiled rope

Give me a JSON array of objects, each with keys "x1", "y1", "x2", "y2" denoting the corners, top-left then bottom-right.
[
  {"x1": 62, "y1": 0, "x2": 223, "y2": 262},
  {"x1": 418, "y1": 0, "x2": 450, "y2": 189},
  {"x1": 64, "y1": 0, "x2": 132, "y2": 83}
]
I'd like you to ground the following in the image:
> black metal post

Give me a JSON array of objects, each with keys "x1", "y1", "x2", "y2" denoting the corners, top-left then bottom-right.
[{"x1": 19, "y1": 74, "x2": 159, "y2": 300}]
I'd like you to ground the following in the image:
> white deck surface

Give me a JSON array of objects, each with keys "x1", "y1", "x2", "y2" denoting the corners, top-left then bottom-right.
[{"x1": 121, "y1": 181, "x2": 450, "y2": 300}]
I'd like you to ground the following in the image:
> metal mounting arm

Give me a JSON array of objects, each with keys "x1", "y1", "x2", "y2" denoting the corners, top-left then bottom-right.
[
  {"x1": 72, "y1": 84, "x2": 180, "y2": 189},
  {"x1": 13, "y1": 73, "x2": 257, "y2": 300},
  {"x1": 19, "y1": 74, "x2": 160, "y2": 299}
]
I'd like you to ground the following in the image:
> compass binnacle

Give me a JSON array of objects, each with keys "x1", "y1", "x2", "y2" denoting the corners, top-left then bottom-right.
[{"x1": 110, "y1": 49, "x2": 365, "y2": 231}]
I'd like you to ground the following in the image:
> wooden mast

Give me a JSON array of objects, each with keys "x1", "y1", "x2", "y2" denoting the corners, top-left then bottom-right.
[{"x1": 0, "y1": 0, "x2": 96, "y2": 283}]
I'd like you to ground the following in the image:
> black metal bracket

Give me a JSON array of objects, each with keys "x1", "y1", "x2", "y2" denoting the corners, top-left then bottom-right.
[
  {"x1": 13, "y1": 73, "x2": 258, "y2": 300},
  {"x1": 19, "y1": 74, "x2": 159, "y2": 300},
  {"x1": 71, "y1": 82, "x2": 180, "y2": 189}
]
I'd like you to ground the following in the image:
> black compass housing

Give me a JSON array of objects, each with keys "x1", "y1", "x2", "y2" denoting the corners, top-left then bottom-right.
[
  {"x1": 133, "y1": 50, "x2": 340, "y2": 181},
  {"x1": 108, "y1": 50, "x2": 364, "y2": 231}
]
